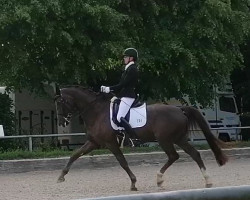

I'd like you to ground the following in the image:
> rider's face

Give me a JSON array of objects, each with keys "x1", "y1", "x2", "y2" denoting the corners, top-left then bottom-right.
[{"x1": 123, "y1": 56, "x2": 130, "y2": 65}]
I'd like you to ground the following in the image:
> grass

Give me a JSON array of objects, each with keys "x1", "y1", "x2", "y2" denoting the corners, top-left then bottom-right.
[
  {"x1": 0, "y1": 141, "x2": 250, "y2": 160},
  {"x1": 0, "y1": 147, "x2": 164, "y2": 160},
  {"x1": 0, "y1": 149, "x2": 72, "y2": 160}
]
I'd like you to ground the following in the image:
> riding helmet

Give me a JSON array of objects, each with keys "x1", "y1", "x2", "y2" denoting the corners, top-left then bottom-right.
[{"x1": 123, "y1": 48, "x2": 138, "y2": 61}]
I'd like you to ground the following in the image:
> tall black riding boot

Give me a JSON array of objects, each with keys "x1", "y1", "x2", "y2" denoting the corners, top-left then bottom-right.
[{"x1": 120, "y1": 117, "x2": 136, "y2": 146}]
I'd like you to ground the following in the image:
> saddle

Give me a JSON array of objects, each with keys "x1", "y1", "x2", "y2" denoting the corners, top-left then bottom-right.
[
  {"x1": 112, "y1": 96, "x2": 144, "y2": 126},
  {"x1": 110, "y1": 96, "x2": 147, "y2": 130}
]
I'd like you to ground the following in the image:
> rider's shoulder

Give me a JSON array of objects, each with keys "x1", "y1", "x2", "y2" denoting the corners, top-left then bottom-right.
[{"x1": 128, "y1": 64, "x2": 138, "y2": 71}]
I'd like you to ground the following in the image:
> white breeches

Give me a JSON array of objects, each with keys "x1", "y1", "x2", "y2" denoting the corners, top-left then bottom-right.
[{"x1": 117, "y1": 97, "x2": 135, "y2": 122}]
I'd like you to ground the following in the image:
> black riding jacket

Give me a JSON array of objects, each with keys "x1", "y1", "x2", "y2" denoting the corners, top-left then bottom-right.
[{"x1": 110, "y1": 62, "x2": 138, "y2": 98}]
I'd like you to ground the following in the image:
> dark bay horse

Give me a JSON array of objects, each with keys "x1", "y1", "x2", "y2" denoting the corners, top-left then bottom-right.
[{"x1": 55, "y1": 86, "x2": 228, "y2": 190}]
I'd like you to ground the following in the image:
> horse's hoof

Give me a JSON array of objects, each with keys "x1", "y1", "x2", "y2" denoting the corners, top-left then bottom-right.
[
  {"x1": 157, "y1": 180, "x2": 164, "y2": 187},
  {"x1": 206, "y1": 183, "x2": 213, "y2": 188},
  {"x1": 131, "y1": 187, "x2": 138, "y2": 191},
  {"x1": 157, "y1": 172, "x2": 164, "y2": 187},
  {"x1": 57, "y1": 177, "x2": 65, "y2": 183}
]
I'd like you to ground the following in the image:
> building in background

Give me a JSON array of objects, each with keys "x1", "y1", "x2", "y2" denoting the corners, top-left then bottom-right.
[
  {"x1": 0, "y1": 86, "x2": 86, "y2": 149},
  {"x1": 0, "y1": 86, "x2": 57, "y2": 137}
]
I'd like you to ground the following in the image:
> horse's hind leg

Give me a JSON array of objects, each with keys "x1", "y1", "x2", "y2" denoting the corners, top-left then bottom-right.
[
  {"x1": 57, "y1": 140, "x2": 97, "y2": 183},
  {"x1": 106, "y1": 143, "x2": 137, "y2": 191},
  {"x1": 176, "y1": 139, "x2": 212, "y2": 188},
  {"x1": 157, "y1": 142, "x2": 179, "y2": 187}
]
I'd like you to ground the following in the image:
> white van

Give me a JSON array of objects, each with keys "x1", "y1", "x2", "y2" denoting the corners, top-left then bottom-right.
[
  {"x1": 185, "y1": 86, "x2": 240, "y2": 142},
  {"x1": 192, "y1": 87, "x2": 240, "y2": 142},
  {"x1": 166, "y1": 85, "x2": 241, "y2": 142}
]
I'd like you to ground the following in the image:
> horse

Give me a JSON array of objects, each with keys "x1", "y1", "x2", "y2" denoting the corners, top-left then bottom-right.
[{"x1": 55, "y1": 86, "x2": 228, "y2": 190}]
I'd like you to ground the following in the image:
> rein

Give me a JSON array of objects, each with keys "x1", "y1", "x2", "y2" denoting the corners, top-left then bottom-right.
[{"x1": 55, "y1": 93, "x2": 100, "y2": 121}]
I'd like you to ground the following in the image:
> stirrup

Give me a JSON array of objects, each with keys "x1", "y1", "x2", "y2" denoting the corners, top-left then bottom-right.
[
  {"x1": 124, "y1": 134, "x2": 135, "y2": 148},
  {"x1": 119, "y1": 131, "x2": 135, "y2": 148},
  {"x1": 129, "y1": 138, "x2": 135, "y2": 148}
]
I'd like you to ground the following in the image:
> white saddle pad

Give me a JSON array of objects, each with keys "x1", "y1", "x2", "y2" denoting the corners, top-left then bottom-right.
[{"x1": 110, "y1": 99, "x2": 147, "y2": 130}]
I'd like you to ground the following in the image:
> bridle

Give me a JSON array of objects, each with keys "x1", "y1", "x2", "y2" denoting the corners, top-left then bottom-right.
[
  {"x1": 54, "y1": 95, "x2": 75, "y2": 125},
  {"x1": 54, "y1": 92, "x2": 100, "y2": 124}
]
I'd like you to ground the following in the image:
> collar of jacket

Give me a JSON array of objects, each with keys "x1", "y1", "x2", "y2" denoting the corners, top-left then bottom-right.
[{"x1": 125, "y1": 61, "x2": 134, "y2": 71}]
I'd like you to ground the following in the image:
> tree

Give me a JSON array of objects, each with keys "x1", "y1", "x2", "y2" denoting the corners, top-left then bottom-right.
[
  {"x1": 231, "y1": 41, "x2": 250, "y2": 112},
  {"x1": 0, "y1": 93, "x2": 16, "y2": 151},
  {"x1": 0, "y1": 0, "x2": 250, "y2": 105},
  {"x1": 231, "y1": 40, "x2": 250, "y2": 140}
]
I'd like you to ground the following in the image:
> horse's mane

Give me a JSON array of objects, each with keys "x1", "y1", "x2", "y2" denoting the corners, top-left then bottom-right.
[
  {"x1": 61, "y1": 85, "x2": 113, "y2": 99},
  {"x1": 61, "y1": 85, "x2": 98, "y2": 95}
]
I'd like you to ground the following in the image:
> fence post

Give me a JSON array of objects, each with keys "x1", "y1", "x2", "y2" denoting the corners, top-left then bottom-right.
[{"x1": 29, "y1": 136, "x2": 33, "y2": 152}]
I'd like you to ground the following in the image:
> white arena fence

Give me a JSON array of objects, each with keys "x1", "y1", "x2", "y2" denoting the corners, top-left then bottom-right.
[
  {"x1": 81, "y1": 185, "x2": 250, "y2": 200},
  {"x1": 0, "y1": 126, "x2": 250, "y2": 152}
]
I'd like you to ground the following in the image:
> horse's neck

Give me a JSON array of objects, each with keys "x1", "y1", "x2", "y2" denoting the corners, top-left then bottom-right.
[
  {"x1": 66, "y1": 88, "x2": 95, "y2": 108},
  {"x1": 80, "y1": 96, "x2": 109, "y2": 129},
  {"x1": 64, "y1": 88, "x2": 110, "y2": 126}
]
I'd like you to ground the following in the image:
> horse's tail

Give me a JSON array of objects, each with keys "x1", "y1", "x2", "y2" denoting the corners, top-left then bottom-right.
[{"x1": 181, "y1": 106, "x2": 228, "y2": 166}]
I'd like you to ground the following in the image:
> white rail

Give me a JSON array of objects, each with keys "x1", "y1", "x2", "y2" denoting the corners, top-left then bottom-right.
[
  {"x1": 0, "y1": 126, "x2": 250, "y2": 152},
  {"x1": 82, "y1": 185, "x2": 250, "y2": 200}
]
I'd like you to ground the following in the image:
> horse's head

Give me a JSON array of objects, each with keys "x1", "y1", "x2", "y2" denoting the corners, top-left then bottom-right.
[
  {"x1": 54, "y1": 86, "x2": 111, "y2": 127},
  {"x1": 54, "y1": 93, "x2": 75, "y2": 127}
]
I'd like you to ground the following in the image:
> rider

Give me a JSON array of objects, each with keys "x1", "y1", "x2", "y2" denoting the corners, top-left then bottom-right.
[{"x1": 100, "y1": 47, "x2": 139, "y2": 142}]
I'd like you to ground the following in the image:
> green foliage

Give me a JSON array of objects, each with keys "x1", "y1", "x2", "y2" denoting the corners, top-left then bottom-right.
[
  {"x1": 0, "y1": 93, "x2": 17, "y2": 151},
  {"x1": 0, "y1": 93, "x2": 15, "y2": 135},
  {"x1": 231, "y1": 40, "x2": 250, "y2": 113},
  {"x1": 0, "y1": 0, "x2": 250, "y2": 105},
  {"x1": 0, "y1": 149, "x2": 71, "y2": 160}
]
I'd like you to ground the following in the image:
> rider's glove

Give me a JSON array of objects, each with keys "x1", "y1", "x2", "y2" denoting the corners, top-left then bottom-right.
[{"x1": 100, "y1": 86, "x2": 110, "y2": 93}]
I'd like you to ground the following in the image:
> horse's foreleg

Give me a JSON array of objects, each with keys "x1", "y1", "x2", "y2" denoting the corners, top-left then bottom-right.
[
  {"x1": 106, "y1": 143, "x2": 137, "y2": 191},
  {"x1": 57, "y1": 140, "x2": 97, "y2": 183},
  {"x1": 157, "y1": 143, "x2": 179, "y2": 187}
]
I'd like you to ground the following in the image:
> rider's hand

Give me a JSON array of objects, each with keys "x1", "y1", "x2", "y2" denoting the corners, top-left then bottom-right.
[{"x1": 100, "y1": 86, "x2": 110, "y2": 93}]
